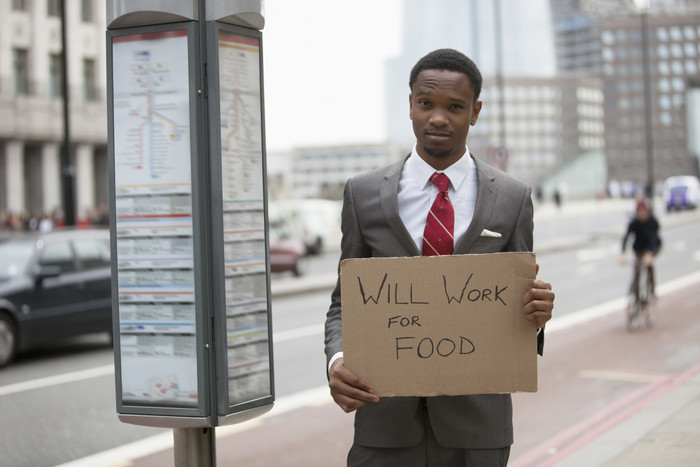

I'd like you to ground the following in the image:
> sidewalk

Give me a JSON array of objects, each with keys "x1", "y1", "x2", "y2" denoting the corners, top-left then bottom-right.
[{"x1": 509, "y1": 271, "x2": 700, "y2": 466}]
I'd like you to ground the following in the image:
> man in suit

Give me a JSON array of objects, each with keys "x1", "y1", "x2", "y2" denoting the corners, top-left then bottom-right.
[{"x1": 324, "y1": 49, "x2": 555, "y2": 466}]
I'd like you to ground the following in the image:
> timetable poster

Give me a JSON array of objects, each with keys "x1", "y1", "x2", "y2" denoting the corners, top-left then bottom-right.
[
  {"x1": 112, "y1": 29, "x2": 198, "y2": 407},
  {"x1": 218, "y1": 31, "x2": 272, "y2": 405}
]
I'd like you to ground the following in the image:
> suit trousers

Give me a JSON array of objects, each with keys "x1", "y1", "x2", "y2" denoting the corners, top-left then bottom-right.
[{"x1": 347, "y1": 404, "x2": 511, "y2": 467}]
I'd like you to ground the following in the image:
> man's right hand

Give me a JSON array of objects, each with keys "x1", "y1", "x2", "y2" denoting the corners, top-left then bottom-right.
[{"x1": 328, "y1": 358, "x2": 380, "y2": 413}]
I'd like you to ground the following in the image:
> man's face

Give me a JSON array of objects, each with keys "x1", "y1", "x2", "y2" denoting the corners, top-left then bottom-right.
[{"x1": 409, "y1": 69, "x2": 482, "y2": 170}]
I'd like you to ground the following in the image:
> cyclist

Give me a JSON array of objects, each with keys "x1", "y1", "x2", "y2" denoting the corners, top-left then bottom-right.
[{"x1": 620, "y1": 197, "x2": 662, "y2": 297}]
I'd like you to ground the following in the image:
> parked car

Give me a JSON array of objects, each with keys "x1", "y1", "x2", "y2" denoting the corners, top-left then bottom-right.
[
  {"x1": 663, "y1": 175, "x2": 700, "y2": 211},
  {"x1": 269, "y1": 219, "x2": 307, "y2": 276},
  {"x1": 269, "y1": 199, "x2": 342, "y2": 255},
  {"x1": 0, "y1": 228, "x2": 112, "y2": 367}
]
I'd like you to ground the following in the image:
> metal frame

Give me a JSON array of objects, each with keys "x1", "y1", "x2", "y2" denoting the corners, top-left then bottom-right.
[
  {"x1": 205, "y1": 21, "x2": 274, "y2": 426},
  {"x1": 108, "y1": 20, "x2": 213, "y2": 427},
  {"x1": 107, "y1": 16, "x2": 273, "y2": 429}
]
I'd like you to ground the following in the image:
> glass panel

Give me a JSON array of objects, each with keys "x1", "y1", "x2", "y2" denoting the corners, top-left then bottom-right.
[
  {"x1": 74, "y1": 239, "x2": 109, "y2": 270},
  {"x1": 39, "y1": 241, "x2": 75, "y2": 273}
]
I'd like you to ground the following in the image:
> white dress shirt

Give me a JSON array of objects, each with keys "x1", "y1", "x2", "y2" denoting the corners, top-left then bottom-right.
[{"x1": 397, "y1": 145, "x2": 478, "y2": 251}]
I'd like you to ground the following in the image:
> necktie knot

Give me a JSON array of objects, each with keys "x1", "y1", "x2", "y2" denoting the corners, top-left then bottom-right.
[{"x1": 430, "y1": 172, "x2": 450, "y2": 194}]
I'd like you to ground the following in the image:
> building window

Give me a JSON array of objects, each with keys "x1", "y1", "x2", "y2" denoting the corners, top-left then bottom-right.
[
  {"x1": 48, "y1": 0, "x2": 61, "y2": 17},
  {"x1": 684, "y1": 26, "x2": 696, "y2": 40},
  {"x1": 13, "y1": 49, "x2": 29, "y2": 95},
  {"x1": 670, "y1": 27, "x2": 682, "y2": 42},
  {"x1": 12, "y1": 0, "x2": 27, "y2": 11},
  {"x1": 81, "y1": 0, "x2": 93, "y2": 22},
  {"x1": 49, "y1": 53, "x2": 63, "y2": 98},
  {"x1": 83, "y1": 58, "x2": 97, "y2": 101}
]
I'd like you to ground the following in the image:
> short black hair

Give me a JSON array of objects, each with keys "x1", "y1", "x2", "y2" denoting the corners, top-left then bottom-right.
[{"x1": 409, "y1": 49, "x2": 483, "y2": 102}]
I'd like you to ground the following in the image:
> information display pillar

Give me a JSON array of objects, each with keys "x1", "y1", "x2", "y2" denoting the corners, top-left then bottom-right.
[{"x1": 106, "y1": 2, "x2": 273, "y2": 451}]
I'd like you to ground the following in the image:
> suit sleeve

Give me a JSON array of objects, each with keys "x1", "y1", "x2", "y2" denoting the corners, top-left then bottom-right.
[
  {"x1": 506, "y1": 185, "x2": 534, "y2": 253},
  {"x1": 324, "y1": 178, "x2": 371, "y2": 371},
  {"x1": 514, "y1": 186, "x2": 546, "y2": 355}
]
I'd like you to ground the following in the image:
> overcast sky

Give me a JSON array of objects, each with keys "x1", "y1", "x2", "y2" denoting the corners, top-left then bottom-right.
[{"x1": 261, "y1": 0, "x2": 403, "y2": 152}]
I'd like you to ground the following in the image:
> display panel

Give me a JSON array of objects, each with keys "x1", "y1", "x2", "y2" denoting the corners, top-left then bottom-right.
[
  {"x1": 217, "y1": 30, "x2": 272, "y2": 406},
  {"x1": 112, "y1": 29, "x2": 198, "y2": 407}
]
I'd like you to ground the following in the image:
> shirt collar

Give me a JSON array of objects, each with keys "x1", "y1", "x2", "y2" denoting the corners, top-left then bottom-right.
[{"x1": 407, "y1": 144, "x2": 474, "y2": 192}]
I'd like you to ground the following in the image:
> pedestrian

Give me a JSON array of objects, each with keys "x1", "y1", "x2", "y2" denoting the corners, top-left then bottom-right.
[{"x1": 324, "y1": 49, "x2": 555, "y2": 466}]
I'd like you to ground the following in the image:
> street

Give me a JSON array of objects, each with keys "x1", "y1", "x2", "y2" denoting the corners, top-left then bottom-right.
[{"x1": 0, "y1": 199, "x2": 698, "y2": 466}]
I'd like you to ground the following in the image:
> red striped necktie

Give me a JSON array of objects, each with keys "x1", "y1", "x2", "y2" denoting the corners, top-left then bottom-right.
[{"x1": 422, "y1": 172, "x2": 454, "y2": 256}]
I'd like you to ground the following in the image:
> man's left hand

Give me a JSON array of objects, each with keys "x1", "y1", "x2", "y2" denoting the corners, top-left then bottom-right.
[{"x1": 522, "y1": 264, "x2": 554, "y2": 329}]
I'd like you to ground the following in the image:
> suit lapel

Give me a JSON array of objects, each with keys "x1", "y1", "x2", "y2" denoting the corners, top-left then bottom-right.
[
  {"x1": 454, "y1": 156, "x2": 498, "y2": 254},
  {"x1": 380, "y1": 154, "x2": 421, "y2": 256}
]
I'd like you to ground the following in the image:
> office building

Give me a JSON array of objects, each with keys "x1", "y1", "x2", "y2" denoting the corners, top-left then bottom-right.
[
  {"x1": 0, "y1": 1, "x2": 108, "y2": 223},
  {"x1": 600, "y1": 12, "x2": 700, "y2": 185},
  {"x1": 469, "y1": 75, "x2": 604, "y2": 189},
  {"x1": 289, "y1": 144, "x2": 399, "y2": 200}
]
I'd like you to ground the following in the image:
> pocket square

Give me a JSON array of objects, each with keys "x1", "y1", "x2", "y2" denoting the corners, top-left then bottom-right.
[{"x1": 480, "y1": 229, "x2": 502, "y2": 238}]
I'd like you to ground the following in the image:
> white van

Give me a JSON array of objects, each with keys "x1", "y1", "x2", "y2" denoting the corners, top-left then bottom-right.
[
  {"x1": 268, "y1": 199, "x2": 342, "y2": 254},
  {"x1": 663, "y1": 175, "x2": 700, "y2": 211}
]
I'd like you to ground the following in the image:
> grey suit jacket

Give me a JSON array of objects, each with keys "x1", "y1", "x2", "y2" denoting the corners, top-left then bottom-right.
[{"x1": 324, "y1": 154, "x2": 537, "y2": 449}]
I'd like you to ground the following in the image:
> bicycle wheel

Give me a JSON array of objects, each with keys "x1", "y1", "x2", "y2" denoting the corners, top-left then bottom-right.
[
  {"x1": 626, "y1": 262, "x2": 643, "y2": 332},
  {"x1": 644, "y1": 266, "x2": 658, "y2": 328},
  {"x1": 627, "y1": 295, "x2": 642, "y2": 332}
]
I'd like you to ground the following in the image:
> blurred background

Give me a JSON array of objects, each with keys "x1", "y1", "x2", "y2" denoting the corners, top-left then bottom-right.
[
  {"x1": 1, "y1": 1, "x2": 700, "y2": 466},
  {"x1": 1, "y1": 0, "x2": 699, "y2": 234}
]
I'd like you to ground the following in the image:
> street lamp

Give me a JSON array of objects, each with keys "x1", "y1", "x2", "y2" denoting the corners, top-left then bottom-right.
[
  {"x1": 635, "y1": 0, "x2": 655, "y2": 200},
  {"x1": 492, "y1": 0, "x2": 508, "y2": 172},
  {"x1": 60, "y1": 0, "x2": 75, "y2": 225}
]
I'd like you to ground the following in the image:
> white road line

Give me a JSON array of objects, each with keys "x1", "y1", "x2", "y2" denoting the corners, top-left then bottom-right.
[
  {"x1": 56, "y1": 386, "x2": 333, "y2": 467},
  {"x1": 0, "y1": 326, "x2": 323, "y2": 397},
  {"x1": 576, "y1": 246, "x2": 614, "y2": 262},
  {"x1": 576, "y1": 263, "x2": 598, "y2": 277},
  {"x1": 547, "y1": 269, "x2": 700, "y2": 333},
  {"x1": 273, "y1": 323, "x2": 323, "y2": 343},
  {"x1": 0, "y1": 364, "x2": 114, "y2": 397}
]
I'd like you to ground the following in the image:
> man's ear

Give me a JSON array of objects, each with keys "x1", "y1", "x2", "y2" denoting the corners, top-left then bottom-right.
[
  {"x1": 471, "y1": 100, "x2": 482, "y2": 125},
  {"x1": 408, "y1": 93, "x2": 413, "y2": 119}
]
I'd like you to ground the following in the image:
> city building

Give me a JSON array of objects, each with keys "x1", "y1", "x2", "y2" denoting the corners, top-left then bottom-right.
[
  {"x1": 0, "y1": 1, "x2": 108, "y2": 225},
  {"x1": 385, "y1": 0, "x2": 557, "y2": 149},
  {"x1": 600, "y1": 12, "x2": 700, "y2": 187},
  {"x1": 289, "y1": 143, "x2": 400, "y2": 200},
  {"x1": 469, "y1": 75, "x2": 605, "y2": 191}
]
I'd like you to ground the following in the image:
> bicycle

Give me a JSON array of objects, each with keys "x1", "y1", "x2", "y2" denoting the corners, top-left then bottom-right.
[{"x1": 626, "y1": 255, "x2": 657, "y2": 332}]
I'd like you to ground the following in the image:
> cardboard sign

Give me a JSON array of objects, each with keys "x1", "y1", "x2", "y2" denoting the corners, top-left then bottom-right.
[{"x1": 341, "y1": 252, "x2": 538, "y2": 397}]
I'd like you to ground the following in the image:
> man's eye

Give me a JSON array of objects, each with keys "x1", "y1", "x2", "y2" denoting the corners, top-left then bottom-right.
[
  {"x1": 419, "y1": 100, "x2": 431, "y2": 106},
  {"x1": 451, "y1": 104, "x2": 464, "y2": 110}
]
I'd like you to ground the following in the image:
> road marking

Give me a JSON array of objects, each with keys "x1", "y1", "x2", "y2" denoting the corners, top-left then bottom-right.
[
  {"x1": 0, "y1": 326, "x2": 322, "y2": 398},
  {"x1": 0, "y1": 364, "x2": 114, "y2": 397},
  {"x1": 56, "y1": 386, "x2": 333, "y2": 467},
  {"x1": 576, "y1": 246, "x2": 615, "y2": 262},
  {"x1": 273, "y1": 323, "x2": 323, "y2": 343},
  {"x1": 578, "y1": 369, "x2": 667, "y2": 384},
  {"x1": 576, "y1": 263, "x2": 598, "y2": 276},
  {"x1": 547, "y1": 269, "x2": 700, "y2": 333},
  {"x1": 512, "y1": 363, "x2": 700, "y2": 467},
  {"x1": 671, "y1": 240, "x2": 686, "y2": 252}
]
